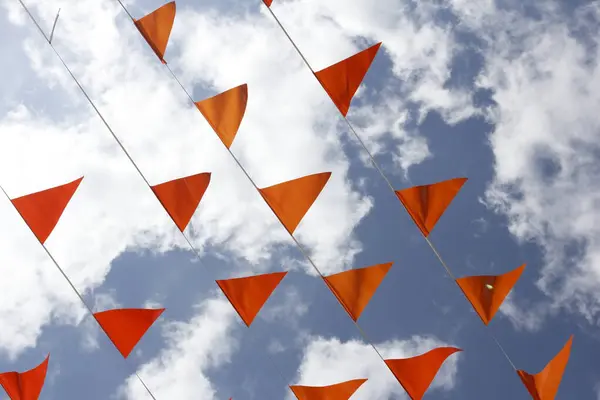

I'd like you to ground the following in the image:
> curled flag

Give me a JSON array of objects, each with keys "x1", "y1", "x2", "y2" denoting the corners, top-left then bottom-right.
[
  {"x1": 456, "y1": 264, "x2": 525, "y2": 325},
  {"x1": 290, "y1": 378, "x2": 367, "y2": 400},
  {"x1": 0, "y1": 355, "x2": 49, "y2": 400},
  {"x1": 11, "y1": 177, "x2": 83, "y2": 244},
  {"x1": 385, "y1": 347, "x2": 461, "y2": 400},
  {"x1": 133, "y1": 1, "x2": 176, "y2": 63}
]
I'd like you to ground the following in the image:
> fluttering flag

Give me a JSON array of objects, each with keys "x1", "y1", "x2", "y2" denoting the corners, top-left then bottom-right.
[
  {"x1": 517, "y1": 335, "x2": 573, "y2": 400},
  {"x1": 395, "y1": 178, "x2": 467, "y2": 238},
  {"x1": 456, "y1": 264, "x2": 525, "y2": 325},
  {"x1": 314, "y1": 43, "x2": 382, "y2": 117},
  {"x1": 11, "y1": 177, "x2": 83, "y2": 244},
  {"x1": 133, "y1": 1, "x2": 176, "y2": 64},
  {"x1": 385, "y1": 347, "x2": 462, "y2": 400},
  {"x1": 195, "y1": 84, "x2": 248, "y2": 149},
  {"x1": 263, "y1": 0, "x2": 273, "y2": 7},
  {"x1": 151, "y1": 172, "x2": 211, "y2": 232},
  {"x1": 290, "y1": 378, "x2": 367, "y2": 400},
  {"x1": 259, "y1": 172, "x2": 331, "y2": 234},
  {"x1": 0, "y1": 355, "x2": 49, "y2": 400},
  {"x1": 216, "y1": 272, "x2": 287, "y2": 327},
  {"x1": 93, "y1": 308, "x2": 165, "y2": 358},
  {"x1": 323, "y1": 262, "x2": 392, "y2": 321}
]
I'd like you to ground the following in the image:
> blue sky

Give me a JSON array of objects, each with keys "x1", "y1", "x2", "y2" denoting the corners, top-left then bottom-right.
[{"x1": 0, "y1": 0, "x2": 599, "y2": 399}]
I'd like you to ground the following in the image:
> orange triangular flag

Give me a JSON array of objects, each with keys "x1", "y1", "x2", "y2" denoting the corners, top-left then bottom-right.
[
  {"x1": 11, "y1": 177, "x2": 83, "y2": 244},
  {"x1": 216, "y1": 272, "x2": 287, "y2": 327},
  {"x1": 0, "y1": 355, "x2": 49, "y2": 400},
  {"x1": 395, "y1": 177, "x2": 467, "y2": 237},
  {"x1": 263, "y1": 0, "x2": 273, "y2": 6},
  {"x1": 195, "y1": 84, "x2": 248, "y2": 149},
  {"x1": 456, "y1": 264, "x2": 525, "y2": 325},
  {"x1": 324, "y1": 262, "x2": 392, "y2": 321},
  {"x1": 93, "y1": 308, "x2": 165, "y2": 358},
  {"x1": 314, "y1": 43, "x2": 382, "y2": 116},
  {"x1": 151, "y1": 172, "x2": 211, "y2": 232},
  {"x1": 133, "y1": 2, "x2": 176, "y2": 64},
  {"x1": 290, "y1": 378, "x2": 367, "y2": 400},
  {"x1": 517, "y1": 336, "x2": 573, "y2": 400},
  {"x1": 259, "y1": 172, "x2": 331, "y2": 234},
  {"x1": 385, "y1": 347, "x2": 461, "y2": 400}
]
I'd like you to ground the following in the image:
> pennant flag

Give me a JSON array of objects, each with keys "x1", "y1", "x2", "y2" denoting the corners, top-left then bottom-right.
[
  {"x1": 385, "y1": 347, "x2": 461, "y2": 400},
  {"x1": 517, "y1": 335, "x2": 573, "y2": 400},
  {"x1": 263, "y1": 0, "x2": 273, "y2": 7},
  {"x1": 290, "y1": 378, "x2": 367, "y2": 400},
  {"x1": 259, "y1": 172, "x2": 331, "y2": 234},
  {"x1": 0, "y1": 355, "x2": 49, "y2": 400},
  {"x1": 395, "y1": 177, "x2": 467, "y2": 237},
  {"x1": 151, "y1": 172, "x2": 211, "y2": 232},
  {"x1": 323, "y1": 262, "x2": 392, "y2": 321},
  {"x1": 93, "y1": 308, "x2": 165, "y2": 358},
  {"x1": 133, "y1": 1, "x2": 176, "y2": 64},
  {"x1": 456, "y1": 264, "x2": 525, "y2": 325},
  {"x1": 195, "y1": 84, "x2": 248, "y2": 149},
  {"x1": 11, "y1": 177, "x2": 83, "y2": 244},
  {"x1": 216, "y1": 272, "x2": 287, "y2": 327},
  {"x1": 314, "y1": 43, "x2": 382, "y2": 116}
]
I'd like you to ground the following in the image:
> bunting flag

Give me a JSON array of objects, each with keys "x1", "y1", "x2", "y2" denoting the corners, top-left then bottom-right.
[
  {"x1": 93, "y1": 308, "x2": 165, "y2": 358},
  {"x1": 133, "y1": 1, "x2": 176, "y2": 64},
  {"x1": 395, "y1": 178, "x2": 467, "y2": 237},
  {"x1": 195, "y1": 84, "x2": 248, "y2": 149},
  {"x1": 323, "y1": 262, "x2": 392, "y2": 321},
  {"x1": 517, "y1": 335, "x2": 573, "y2": 400},
  {"x1": 456, "y1": 264, "x2": 526, "y2": 325},
  {"x1": 0, "y1": 355, "x2": 49, "y2": 400},
  {"x1": 385, "y1": 347, "x2": 462, "y2": 400},
  {"x1": 290, "y1": 378, "x2": 367, "y2": 400},
  {"x1": 259, "y1": 172, "x2": 331, "y2": 234},
  {"x1": 151, "y1": 172, "x2": 211, "y2": 232},
  {"x1": 216, "y1": 272, "x2": 287, "y2": 327},
  {"x1": 314, "y1": 43, "x2": 382, "y2": 117},
  {"x1": 11, "y1": 177, "x2": 83, "y2": 244}
]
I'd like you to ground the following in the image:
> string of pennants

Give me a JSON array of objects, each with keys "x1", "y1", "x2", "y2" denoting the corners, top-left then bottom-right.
[{"x1": 0, "y1": 0, "x2": 573, "y2": 399}]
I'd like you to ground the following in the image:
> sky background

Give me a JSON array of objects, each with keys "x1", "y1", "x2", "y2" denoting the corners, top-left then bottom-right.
[{"x1": 0, "y1": 0, "x2": 598, "y2": 399}]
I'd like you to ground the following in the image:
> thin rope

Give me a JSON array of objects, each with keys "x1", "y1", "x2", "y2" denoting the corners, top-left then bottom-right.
[{"x1": 265, "y1": 4, "x2": 520, "y2": 372}]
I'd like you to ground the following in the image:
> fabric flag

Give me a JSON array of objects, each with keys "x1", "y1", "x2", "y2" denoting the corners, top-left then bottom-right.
[
  {"x1": 395, "y1": 177, "x2": 467, "y2": 237},
  {"x1": 216, "y1": 272, "x2": 287, "y2": 327},
  {"x1": 517, "y1": 335, "x2": 573, "y2": 400},
  {"x1": 151, "y1": 172, "x2": 211, "y2": 232},
  {"x1": 456, "y1": 264, "x2": 525, "y2": 325},
  {"x1": 263, "y1": 0, "x2": 273, "y2": 6},
  {"x1": 133, "y1": 1, "x2": 176, "y2": 64},
  {"x1": 195, "y1": 84, "x2": 248, "y2": 149},
  {"x1": 323, "y1": 262, "x2": 392, "y2": 321},
  {"x1": 385, "y1": 347, "x2": 462, "y2": 400},
  {"x1": 314, "y1": 43, "x2": 382, "y2": 116},
  {"x1": 93, "y1": 308, "x2": 165, "y2": 358},
  {"x1": 0, "y1": 355, "x2": 49, "y2": 400},
  {"x1": 290, "y1": 379, "x2": 367, "y2": 400},
  {"x1": 11, "y1": 177, "x2": 83, "y2": 244},
  {"x1": 259, "y1": 172, "x2": 331, "y2": 234}
]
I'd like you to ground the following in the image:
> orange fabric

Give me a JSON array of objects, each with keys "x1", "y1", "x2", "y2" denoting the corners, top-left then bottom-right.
[
  {"x1": 456, "y1": 264, "x2": 525, "y2": 325},
  {"x1": 11, "y1": 177, "x2": 83, "y2": 244},
  {"x1": 195, "y1": 84, "x2": 248, "y2": 149},
  {"x1": 133, "y1": 2, "x2": 176, "y2": 64},
  {"x1": 314, "y1": 43, "x2": 382, "y2": 116},
  {"x1": 216, "y1": 272, "x2": 287, "y2": 327},
  {"x1": 263, "y1": 0, "x2": 273, "y2": 6},
  {"x1": 0, "y1": 355, "x2": 49, "y2": 400},
  {"x1": 259, "y1": 172, "x2": 331, "y2": 234},
  {"x1": 323, "y1": 262, "x2": 392, "y2": 321},
  {"x1": 290, "y1": 378, "x2": 367, "y2": 400},
  {"x1": 93, "y1": 308, "x2": 165, "y2": 358},
  {"x1": 385, "y1": 347, "x2": 461, "y2": 400},
  {"x1": 395, "y1": 177, "x2": 467, "y2": 237},
  {"x1": 517, "y1": 335, "x2": 573, "y2": 400},
  {"x1": 151, "y1": 172, "x2": 211, "y2": 232}
]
